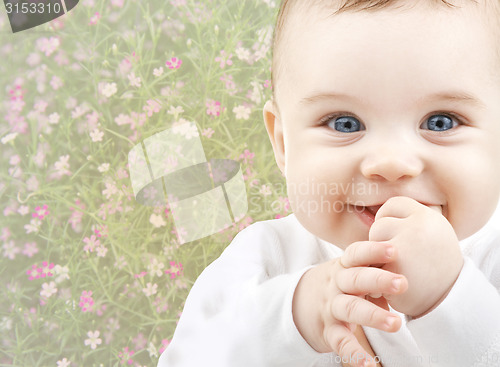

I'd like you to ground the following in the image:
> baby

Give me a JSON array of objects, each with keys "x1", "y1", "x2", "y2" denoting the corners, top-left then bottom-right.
[{"x1": 158, "y1": 0, "x2": 500, "y2": 366}]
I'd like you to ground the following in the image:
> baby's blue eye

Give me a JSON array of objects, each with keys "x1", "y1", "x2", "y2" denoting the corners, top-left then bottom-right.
[
  {"x1": 422, "y1": 115, "x2": 456, "y2": 131},
  {"x1": 330, "y1": 116, "x2": 363, "y2": 133}
]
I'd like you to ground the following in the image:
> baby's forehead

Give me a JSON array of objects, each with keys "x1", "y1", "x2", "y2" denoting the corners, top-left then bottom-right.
[{"x1": 275, "y1": 0, "x2": 500, "y2": 85}]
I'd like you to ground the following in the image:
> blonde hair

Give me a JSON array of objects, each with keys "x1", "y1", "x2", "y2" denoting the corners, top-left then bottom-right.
[{"x1": 270, "y1": 0, "x2": 500, "y2": 113}]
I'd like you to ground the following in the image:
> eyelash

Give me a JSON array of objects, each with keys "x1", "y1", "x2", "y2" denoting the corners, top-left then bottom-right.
[{"x1": 318, "y1": 111, "x2": 466, "y2": 130}]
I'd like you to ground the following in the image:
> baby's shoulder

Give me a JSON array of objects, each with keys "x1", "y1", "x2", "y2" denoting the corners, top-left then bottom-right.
[{"x1": 220, "y1": 214, "x2": 335, "y2": 273}]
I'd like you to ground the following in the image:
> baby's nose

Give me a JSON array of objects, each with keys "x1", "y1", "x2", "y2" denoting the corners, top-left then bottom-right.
[{"x1": 360, "y1": 145, "x2": 423, "y2": 182}]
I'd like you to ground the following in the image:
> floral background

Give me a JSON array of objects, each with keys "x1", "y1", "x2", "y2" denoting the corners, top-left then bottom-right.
[{"x1": 0, "y1": 0, "x2": 291, "y2": 366}]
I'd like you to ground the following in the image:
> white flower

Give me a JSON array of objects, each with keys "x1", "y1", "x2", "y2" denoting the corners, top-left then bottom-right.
[
  {"x1": 142, "y1": 282, "x2": 158, "y2": 297},
  {"x1": 84, "y1": 330, "x2": 102, "y2": 350},
  {"x1": 90, "y1": 129, "x2": 104, "y2": 142},
  {"x1": 48, "y1": 112, "x2": 60, "y2": 125},
  {"x1": 17, "y1": 205, "x2": 29, "y2": 216},
  {"x1": 56, "y1": 357, "x2": 71, "y2": 367},
  {"x1": 96, "y1": 245, "x2": 108, "y2": 257},
  {"x1": 1, "y1": 132, "x2": 18, "y2": 144},
  {"x1": 71, "y1": 104, "x2": 90, "y2": 119},
  {"x1": 148, "y1": 258, "x2": 165, "y2": 277},
  {"x1": 40, "y1": 281, "x2": 57, "y2": 298},
  {"x1": 24, "y1": 218, "x2": 41, "y2": 234},
  {"x1": 235, "y1": 47, "x2": 250, "y2": 61},
  {"x1": 248, "y1": 81, "x2": 263, "y2": 104},
  {"x1": 167, "y1": 105, "x2": 184, "y2": 120},
  {"x1": 172, "y1": 120, "x2": 198, "y2": 139},
  {"x1": 2, "y1": 241, "x2": 19, "y2": 260},
  {"x1": 97, "y1": 163, "x2": 110, "y2": 173},
  {"x1": 153, "y1": 67, "x2": 164, "y2": 77},
  {"x1": 54, "y1": 155, "x2": 71, "y2": 175},
  {"x1": 26, "y1": 52, "x2": 41, "y2": 66},
  {"x1": 0, "y1": 317, "x2": 12, "y2": 331},
  {"x1": 102, "y1": 181, "x2": 118, "y2": 199},
  {"x1": 99, "y1": 82, "x2": 117, "y2": 98},
  {"x1": 26, "y1": 176, "x2": 39, "y2": 191},
  {"x1": 128, "y1": 72, "x2": 141, "y2": 87},
  {"x1": 53, "y1": 265, "x2": 70, "y2": 283},
  {"x1": 50, "y1": 75, "x2": 64, "y2": 90},
  {"x1": 147, "y1": 342, "x2": 158, "y2": 358},
  {"x1": 149, "y1": 213, "x2": 166, "y2": 228},
  {"x1": 233, "y1": 105, "x2": 251, "y2": 120},
  {"x1": 259, "y1": 184, "x2": 272, "y2": 196}
]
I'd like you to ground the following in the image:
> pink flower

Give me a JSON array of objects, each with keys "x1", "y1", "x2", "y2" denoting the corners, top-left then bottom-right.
[
  {"x1": 89, "y1": 12, "x2": 101, "y2": 25},
  {"x1": 92, "y1": 224, "x2": 108, "y2": 238},
  {"x1": 32, "y1": 204, "x2": 49, "y2": 220},
  {"x1": 133, "y1": 271, "x2": 147, "y2": 279},
  {"x1": 119, "y1": 58, "x2": 132, "y2": 75},
  {"x1": 165, "y1": 57, "x2": 182, "y2": 69},
  {"x1": 132, "y1": 333, "x2": 147, "y2": 350},
  {"x1": 1, "y1": 227, "x2": 11, "y2": 241},
  {"x1": 143, "y1": 99, "x2": 161, "y2": 117},
  {"x1": 129, "y1": 111, "x2": 146, "y2": 130},
  {"x1": 22, "y1": 242, "x2": 39, "y2": 257},
  {"x1": 26, "y1": 261, "x2": 55, "y2": 280},
  {"x1": 69, "y1": 199, "x2": 85, "y2": 233},
  {"x1": 201, "y1": 127, "x2": 214, "y2": 138},
  {"x1": 83, "y1": 235, "x2": 100, "y2": 253},
  {"x1": 79, "y1": 290, "x2": 94, "y2": 312},
  {"x1": 239, "y1": 149, "x2": 255, "y2": 164},
  {"x1": 9, "y1": 85, "x2": 24, "y2": 100},
  {"x1": 165, "y1": 261, "x2": 183, "y2": 279},
  {"x1": 159, "y1": 339, "x2": 171, "y2": 354},
  {"x1": 117, "y1": 346, "x2": 134, "y2": 365},
  {"x1": 206, "y1": 99, "x2": 224, "y2": 117},
  {"x1": 2, "y1": 241, "x2": 20, "y2": 260},
  {"x1": 214, "y1": 50, "x2": 233, "y2": 69},
  {"x1": 36, "y1": 36, "x2": 60, "y2": 56}
]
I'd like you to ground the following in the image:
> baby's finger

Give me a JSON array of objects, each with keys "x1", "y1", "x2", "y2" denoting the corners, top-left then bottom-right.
[
  {"x1": 324, "y1": 323, "x2": 376, "y2": 367},
  {"x1": 331, "y1": 294, "x2": 402, "y2": 333},
  {"x1": 428, "y1": 205, "x2": 443, "y2": 214},
  {"x1": 340, "y1": 241, "x2": 396, "y2": 268},
  {"x1": 336, "y1": 267, "x2": 407, "y2": 296},
  {"x1": 374, "y1": 196, "x2": 418, "y2": 220}
]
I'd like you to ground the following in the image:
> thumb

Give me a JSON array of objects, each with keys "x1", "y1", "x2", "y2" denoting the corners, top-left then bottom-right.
[{"x1": 428, "y1": 205, "x2": 443, "y2": 214}]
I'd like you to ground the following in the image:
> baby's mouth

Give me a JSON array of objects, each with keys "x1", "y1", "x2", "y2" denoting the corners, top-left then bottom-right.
[{"x1": 365, "y1": 205, "x2": 383, "y2": 216}]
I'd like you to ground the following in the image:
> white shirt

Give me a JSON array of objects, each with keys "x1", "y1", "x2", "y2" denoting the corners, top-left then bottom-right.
[{"x1": 158, "y1": 200, "x2": 500, "y2": 367}]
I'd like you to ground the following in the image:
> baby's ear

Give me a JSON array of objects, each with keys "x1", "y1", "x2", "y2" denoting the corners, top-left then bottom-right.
[{"x1": 263, "y1": 99, "x2": 286, "y2": 176}]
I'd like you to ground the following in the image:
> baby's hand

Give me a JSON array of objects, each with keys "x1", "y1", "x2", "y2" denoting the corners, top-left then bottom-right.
[
  {"x1": 369, "y1": 196, "x2": 464, "y2": 317},
  {"x1": 292, "y1": 241, "x2": 408, "y2": 367}
]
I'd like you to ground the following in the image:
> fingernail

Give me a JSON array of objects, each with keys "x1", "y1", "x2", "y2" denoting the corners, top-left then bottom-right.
[
  {"x1": 392, "y1": 278, "x2": 401, "y2": 291},
  {"x1": 385, "y1": 246, "x2": 394, "y2": 258}
]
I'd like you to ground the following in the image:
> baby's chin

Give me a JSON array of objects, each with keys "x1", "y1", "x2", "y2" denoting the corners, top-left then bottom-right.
[{"x1": 294, "y1": 211, "x2": 370, "y2": 249}]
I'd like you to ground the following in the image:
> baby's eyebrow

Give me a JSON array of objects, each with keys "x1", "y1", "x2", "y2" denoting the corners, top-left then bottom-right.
[
  {"x1": 299, "y1": 90, "x2": 486, "y2": 109},
  {"x1": 417, "y1": 91, "x2": 486, "y2": 109},
  {"x1": 299, "y1": 92, "x2": 360, "y2": 105}
]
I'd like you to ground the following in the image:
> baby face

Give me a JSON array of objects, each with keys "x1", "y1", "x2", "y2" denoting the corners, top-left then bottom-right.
[{"x1": 264, "y1": 1, "x2": 500, "y2": 248}]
